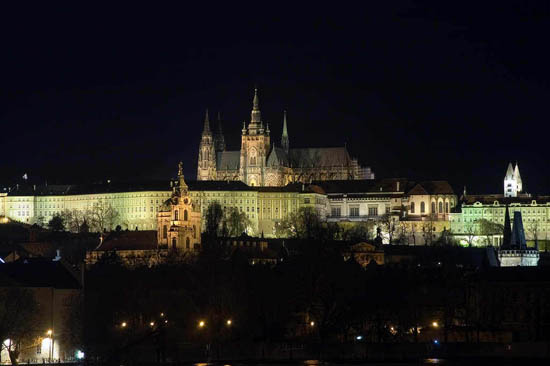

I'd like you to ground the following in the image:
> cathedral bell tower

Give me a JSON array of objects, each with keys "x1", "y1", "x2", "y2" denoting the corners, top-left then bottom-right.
[
  {"x1": 197, "y1": 109, "x2": 217, "y2": 180},
  {"x1": 239, "y1": 88, "x2": 270, "y2": 186}
]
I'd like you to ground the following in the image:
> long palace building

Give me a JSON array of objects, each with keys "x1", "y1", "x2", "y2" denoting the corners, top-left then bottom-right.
[{"x1": 197, "y1": 89, "x2": 374, "y2": 186}]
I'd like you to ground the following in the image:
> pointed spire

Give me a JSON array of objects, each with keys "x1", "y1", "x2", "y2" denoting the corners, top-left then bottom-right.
[
  {"x1": 281, "y1": 110, "x2": 289, "y2": 153},
  {"x1": 505, "y1": 162, "x2": 514, "y2": 179},
  {"x1": 202, "y1": 109, "x2": 211, "y2": 135},
  {"x1": 177, "y1": 161, "x2": 188, "y2": 194},
  {"x1": 502, "y1": 205, "x2": 512, "y2": 249},
  {"x1": 250, "y1": 88, "x2": 262, "y2": 125},
  {"x1": 514, "y1": 161, "x2": 522, "y2": 192}
]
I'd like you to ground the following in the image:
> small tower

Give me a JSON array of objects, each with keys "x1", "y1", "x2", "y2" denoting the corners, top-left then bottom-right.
[
  {"x1": 499, "y1": 207, "x2": 539, "y2": 266},
  {"x1": 281, "y1": 110, "x2": 289, "y2": 154},
  {"x1": 197, "y1": 109, "x2": 217, "y2": 180},
  {"x1": 504, "y1": 162, "x2": 522, "y2": 197}
]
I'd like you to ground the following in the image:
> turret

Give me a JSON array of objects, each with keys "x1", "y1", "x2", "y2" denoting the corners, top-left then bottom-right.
[
  {"x1": 197, "y1": 109, "x2": 216, "y2": 180},
  {"x1": 281, "y1": 110, "x2": 289, "y2": 153},
  {"x1": 248, "y1": 88, "x2": 263, "y2": 135}
]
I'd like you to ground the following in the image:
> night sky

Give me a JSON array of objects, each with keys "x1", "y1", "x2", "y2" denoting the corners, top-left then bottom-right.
[{"x1": 1, "y1": 2, "x2": 550, "y2": 194}]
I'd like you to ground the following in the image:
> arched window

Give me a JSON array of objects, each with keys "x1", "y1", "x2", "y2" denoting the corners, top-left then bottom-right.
[
  {"x1": 445, "y1": 202, "x2": 449, "y2": 213},
  {"x1": 420, "y1": 202, "x2": 425, "y2": 213},
  {"x1": 249, "y1": 148, "x2": 257, "y2": 165},
  {"x1": 410, "y1": 202, "x2": 415, "y2": 213},
  {"x1": 439, "y1": 202, "x2": 443, "y2": 213},
  {"x1": 431, "y1": 202, "x2": 436, "y2": 213},
  {"x1": 184, "y1": 210, "x2": 188, "y2": 221},
  {"x1": 174, "y1": 209, "x2": 179, "y2": 220},
  {"x1": 171, "y1": 237, "x2": 177, "y2": 249},
  {"x1": 162, "y1": 225, "x2": 167, "y2": 239},
  {"x1": 186, "y1": 237, "x2": 190, "y2": 249}
]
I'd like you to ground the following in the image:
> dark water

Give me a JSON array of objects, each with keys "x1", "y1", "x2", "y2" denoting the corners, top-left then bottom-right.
[{"x1": 188, "y1": 360, "x2": 550, "y2": 366}]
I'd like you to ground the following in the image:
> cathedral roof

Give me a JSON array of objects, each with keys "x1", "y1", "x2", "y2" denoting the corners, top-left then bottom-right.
[
  {"x1": 288, "y1": 147, "x2": 352, "y2": 168},
  {"x1": 216, "y1": 151, "x2": 240, "y2": 170},
  {"x1": 313, "y1": 178, "x2": 407, "y2": 194},
  {"x1": 462, "y1": 194, "x2": 549, "y2": 205},
  {"x1": 267, "y1": 146, "x2": 289, "y2": 167}
]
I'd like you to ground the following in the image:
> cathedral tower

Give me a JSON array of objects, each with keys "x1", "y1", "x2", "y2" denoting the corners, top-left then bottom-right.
[
  {"x1": 197, "y1": 110, "x2": 217, "y2": 180},
  {"x1": 214, "y1": 112, "x2": 226, "y2": 152},
  {"x1": 281, "y1": 110, "x2": 289, "y2": 153},
  {"x1": 504, "y1": 161, "x2": 522, "y2": 197},
  {"x1": 239, "y1": 88, "x2": 270, "y2": 186}
]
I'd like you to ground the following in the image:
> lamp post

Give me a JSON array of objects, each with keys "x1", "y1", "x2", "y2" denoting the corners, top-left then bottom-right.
[{"x1": 46, "y1": 329, "x2": 53, "y2": 361}]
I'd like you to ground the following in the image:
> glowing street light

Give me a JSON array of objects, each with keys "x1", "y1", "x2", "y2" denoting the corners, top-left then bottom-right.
[
  {"x1": 46, "y1": 329, "x2": 53, "y2": 336},
  {"x1": 226, "y1": 319, "x2": 232, "y2": 326},
  {"x1": 150, "y1": 322, "x2": 155, "y2": 327},
  {"x1": 310, "y1": 321, "x2": 315, "y2": 327},
  {"x1": 160, "y1": 312, "x2": 165, "y2": 317},
  {"x1": 432, "y1": 321, "x2": 439, "y2": 328},
  {"x1": 121, "y1": 322, "x2": 127, "y2": 328},
  {"x1": 198, "y1": 320, "x2": 205, "y2": 328}
]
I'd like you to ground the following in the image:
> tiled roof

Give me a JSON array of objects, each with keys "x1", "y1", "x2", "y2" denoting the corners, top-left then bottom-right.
[
  {"x1": 407, "y1": 181, "x2": 454, "y2": 195},
  {"x1": 187, "y1": 180, "x2": 254, "y2": 191},
  {"x1": 94, "y1": 231, "x2": 158, "y2": 251},
  {"x1": 0, "y1": 260, "x2": 81, "y2": 289},
  {"x1": 288, "y1": 147, "x2": 352, "y2": 168},
  {"x1": 463, "y1": 194, "x2": 550, "y2": 205},
  {"x1": 313, "y1": 178, "x2": 407, "y2": 194},
  {"x1": 267, "y1": 146, "x2": 289, "y2": 167},
  {"x1": 6, "y1": 181, "x2": 170, "y2": 196}
]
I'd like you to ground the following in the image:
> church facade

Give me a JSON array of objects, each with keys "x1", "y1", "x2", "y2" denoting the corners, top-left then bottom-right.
[{"x1": 197, "y1": 89, "x2": 374, "y2": 187}]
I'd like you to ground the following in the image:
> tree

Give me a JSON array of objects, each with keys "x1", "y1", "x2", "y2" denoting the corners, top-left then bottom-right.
[
  {"x1": 0, "y1": 288, "x2": 39, "y2": 365},
  {"x1": 478, "y1": 219, "x2": 504, "y2": 246},
  {"x1": 48, "y1": 214, "x2": 65, "y2": 232},
  {"x1": 88, "y1": 201, "x2": 120, "y2": 232},
  {"x1": 276, "y1": 207, "x2": 329, "y2": 240},
  {"x1": 463, "y1": 220, "x2": 477, "y2": 247},
  {"x1": 222, "y1": 207, "x2": 251, "y2": 237},
  {"x1": 421, "y1": 214, "x2": 437, "y2": 246},
  {"x1": 205, "y1": 201, "x2": 224, "y2": 238},
  {"x1": 341, "y1": 221, "x2": 375, "y2": 242},
  {"x1": 377, "y1": 214, "x2": 397, "y2": 244},
  {"x1": 60, "y1": 209, "x2": 88, "y2": 233}
]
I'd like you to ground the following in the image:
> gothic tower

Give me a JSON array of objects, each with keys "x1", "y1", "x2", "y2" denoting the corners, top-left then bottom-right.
[
  {"x1": 214, "y1": 112, "x2": 226, "y2": 152},
  {"x1": 239, "y1": 88, "x2": 270, "y2": 186},
  {"x1": 281, "y1": 110, "x2": 289, "y2": 153},
  {"x1": 504, "y1": 161, "x2": 522, "y2": 197},
  {"x1": 197, "y1": 110, "x2": 217, "y2": 180}
]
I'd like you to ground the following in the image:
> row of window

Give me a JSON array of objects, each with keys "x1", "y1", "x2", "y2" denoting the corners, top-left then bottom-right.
[{"x1": 410, "y1": 201, "x2": 450, "y2": 214}]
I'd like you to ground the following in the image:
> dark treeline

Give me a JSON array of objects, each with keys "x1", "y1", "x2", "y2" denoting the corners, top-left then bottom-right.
[{"x1": 82, "y1": 239, "x2": 550, "y2": 363}]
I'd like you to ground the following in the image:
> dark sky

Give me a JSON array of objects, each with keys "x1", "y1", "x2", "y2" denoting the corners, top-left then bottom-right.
[{"x1": 1, "y1": 2, "x2": 550, "y2": 194}]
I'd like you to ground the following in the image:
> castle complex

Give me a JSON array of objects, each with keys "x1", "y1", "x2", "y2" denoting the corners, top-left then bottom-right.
[{"x1": 197, "y1": 89, "x2": 374, "y2": 187}]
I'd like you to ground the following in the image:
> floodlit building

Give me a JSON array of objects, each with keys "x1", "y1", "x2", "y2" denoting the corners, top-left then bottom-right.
[
  {"x1": 197, "y1": 89, "x2": 374, "y2": 186},
  {"x1": 0, "y1": 259, "x2": 82, "y2": 363},
  {"x1": 498, "y1": 207, "x2": 539, "y2": 267},
  {"x1": 450, "y1": 162, "x2": 550, "y2": 246}
]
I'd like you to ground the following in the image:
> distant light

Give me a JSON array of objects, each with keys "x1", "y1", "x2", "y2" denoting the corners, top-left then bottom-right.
[
  {"x1": 434, "y1": 339, "x2": 439, "y2": 345},
  {"x1": 432, "y1": 321, "x2": 439, "y2": 328},
  {"x1": 160, "y1": 312, "x2": 165, "y2": 317},
  {"x1": 356, "y1": 335, "x2": 363, "y2": 340},
  {"x1": 198, "y1": 320, "x2": 205, "y2": 328},
  {"x1": 310, "y1": 321, "x2": 315, "y2": 327},
  {"x1": 150, "y1": 322, "x2": 155, "y2": 327},
  {"x1": 226, "y1": 319, "x2": 232, "y2": 326},
  {"x1": 121, "y1": 322, "x2": 127, "y2": 328},
  {"x1": 164, "y1": 320, "x2": 168, "y2": 324},
  {"x1": 76, "y1": 350, "x2": 85, "y2": 360},
  {"x1": 46, "y1": 329, "x2": 52, "y2": 336}
]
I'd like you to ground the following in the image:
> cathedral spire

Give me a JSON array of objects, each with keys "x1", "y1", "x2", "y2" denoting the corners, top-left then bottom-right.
[
  {"x1": 202, "y1": 109, "x2": 211, "y2": 135},
  {"x1": 281, "y1": 110, "x2": 289, "y2": 153},
  {"x1": 250, "y1": 88, "x2": 262, "y2": 126}
]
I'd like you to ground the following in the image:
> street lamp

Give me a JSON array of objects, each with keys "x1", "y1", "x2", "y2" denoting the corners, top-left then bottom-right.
[
  {"x1": 150, "y1": 321, "x2": 155, "y2": 327},
  {"x1": 121, "y1": 322, "x2": 127, "y2": 328},
  {"x1": 432, "y1": 321, "x2": 439, "y2": 328},
  {"x1": 226, "y1": 319, "x2": 232, "y2": 326},
  {"x1": 310, "y1": 321, "x2": 315, "y2": 327},
  {"x1": 198, "y1": 320, "x2": 205, "y2": 328}
]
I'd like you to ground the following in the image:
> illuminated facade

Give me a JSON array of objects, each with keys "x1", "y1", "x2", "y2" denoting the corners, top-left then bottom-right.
[
  {"x1": 197, "y1": 89, "x2": 374, "y2": 187},
  {"x1": 157, "y1": 163, "x2": 202, "y2": 251},
  {"x1": 450, "y1": 163, "x2": 549, "y2": 246}
]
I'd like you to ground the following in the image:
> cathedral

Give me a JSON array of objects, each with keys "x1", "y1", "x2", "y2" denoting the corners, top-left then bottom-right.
[{"x1": 197, "y1": 89, "x2": 374, "y2": 186}]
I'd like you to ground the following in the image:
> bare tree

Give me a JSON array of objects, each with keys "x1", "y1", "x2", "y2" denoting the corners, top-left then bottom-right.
[
  {"x1": 463, "y1": 220, "x2": 477, "y2": 247},
  {"x1": 421, "y1": 214, "x2": 436, "y2": 246},
  {"x1": 88, "y1": 200, "x2": 120, "y2": 232},
  {"x1": 0, "y1": 288, "x2": 39, "y2": 365},
  {"x1": 478, "y1": 219, "x2": 504, "y2": 246}
]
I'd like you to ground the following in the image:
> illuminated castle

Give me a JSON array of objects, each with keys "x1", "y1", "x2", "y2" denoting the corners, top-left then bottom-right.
[{"x1": 197, "y1": 89, "x2": 374, "y2": 187}]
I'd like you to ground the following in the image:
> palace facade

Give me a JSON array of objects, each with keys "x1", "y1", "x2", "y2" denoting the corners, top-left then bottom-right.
[
  {"x1": 450, "y1": 162, "x2": 550, "y2": 246},
  {"x1": 197, "y1": 89, "x2": 374, "y2": 187}
]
